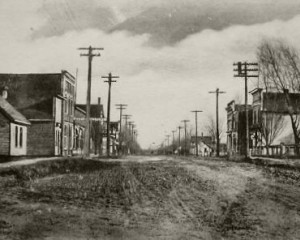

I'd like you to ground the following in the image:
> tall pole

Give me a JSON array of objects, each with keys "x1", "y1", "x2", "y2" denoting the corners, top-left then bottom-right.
[
  {"x1": 234, "y1": 62, "x2": 258, "y2": 158},
  {"x1": 181, "y1": 120, "x2": 190, "y2": 156},
  {"x1": 131, "y1": 124, "x2": 135, "y2": 154},
  {"x1": 122, "y1": 114, "x2": 131, "y2": 154},
  {"x1": 78, "y1": 46, "x2": 103, "y2": 156},
  {"x1": 123, "y1": 114, "x2": 131, "y2": 127},
  {"x1": 116, "y1": 104, "x2": 127, "y2": 155},
  {"x1": 102, "y1": 73, "x2": 119, "y2": 157},
  {"x1": 178, "y1": 126, "x2": 183, "y2": 155},
  {"x1": 172, "y1": 130, "x2": 176, "y2": 154},
  {"x1": 209, "y1": 88, "x2": 225, "y2": 157},
  {"x1": 166, "y1": 135, "x2": 170, "y2": 154},
  {"x1": 191, "y1": 110, "x2": 203, "y2": 156},
  {"x1": 127, "y1": 121, "x2": 134, "y2": 154}
]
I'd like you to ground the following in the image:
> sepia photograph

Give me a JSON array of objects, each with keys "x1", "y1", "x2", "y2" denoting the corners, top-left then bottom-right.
[{"x1": 0, "y1": 0, "x2": 300, "y2": 239}]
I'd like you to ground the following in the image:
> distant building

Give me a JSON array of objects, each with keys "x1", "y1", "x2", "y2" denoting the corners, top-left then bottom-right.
[
  {"x1": 190, "y1": 136, "x2": 214, "y2": 156},
  {"x1": 0, "y1": 70, "x2": 79, "y2": 157},
  {"x1": 249, "y1": 88, "x2": 300, "y2": 154},
  {"x1": 226, "y1": 100, "x2": 252, "y2": 156},
  {"x1": 226, "y1": 88, "x2": 300, "y2": 157},
  {"x1": 73, "y1": 106, "x2": 86, "y2": 155},
  {"x1": 76, "y1": 98, "x2": 105, "y2": 155},
  {"x1": 102, "y1": 121, "x2": 119, "y2": 155}
]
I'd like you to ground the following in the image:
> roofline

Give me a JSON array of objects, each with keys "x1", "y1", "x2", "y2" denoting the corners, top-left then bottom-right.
[
  {"x1": 227, "y1": 100, "x2": 235, "y2": 106},
  {"x1": 0, "y1": 72, "x2": 62, "y2": 76},
  {"x1": 14, "y1": 120, "x2": 31, "y2": 126},
  {"x1": 249, "y1": 87, "x2": 263, "y2": 94},
  {"x1": 0, "y1": 70, "x2": 76, "y2": 80},
  {"x1": 75, "y1": 106, "x2": 86, "y2": 114},
  {"x1": 0, "y1": 106, "x2": 31, "y2": 125},
  {"x1": 28, "y1": 119, "x2": 53, "y2": 122},
  {"x1": 62, "y1": 70, "x2": 76, "y2": 82}
]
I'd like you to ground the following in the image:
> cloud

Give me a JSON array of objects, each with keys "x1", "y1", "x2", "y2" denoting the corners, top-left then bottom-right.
[
  {"x1": 1, "y1": 1, "x2": 300, "y2": 148},
  {"x1": 30, "y1": 0, "x2": 300, "y2": 46}
]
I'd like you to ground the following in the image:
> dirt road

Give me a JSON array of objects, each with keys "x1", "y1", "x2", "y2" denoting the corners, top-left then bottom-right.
[{"x1": 0, "y1": 156, "x2": 300, "y2": 239}]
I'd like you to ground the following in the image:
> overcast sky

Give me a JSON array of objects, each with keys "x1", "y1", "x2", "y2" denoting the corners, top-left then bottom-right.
[{"x1": 1, "y1": 0, "x2": 300, "y2": 148}]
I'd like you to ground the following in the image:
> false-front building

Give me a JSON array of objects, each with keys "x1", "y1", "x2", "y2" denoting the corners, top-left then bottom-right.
[{"x1": 0, "y1": 70, "x2": 83, "y2": 157}]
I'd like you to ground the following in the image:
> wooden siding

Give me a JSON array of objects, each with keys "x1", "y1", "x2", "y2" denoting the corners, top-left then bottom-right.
[
  {"x1": 0, "y1": 112, "x2": 10, "y2": 155},
  {"x1": 27, "y1": 121, "x2": 55, "y2": 156}
]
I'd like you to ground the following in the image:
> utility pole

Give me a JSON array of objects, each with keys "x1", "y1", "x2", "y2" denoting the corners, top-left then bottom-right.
[
  {"x1": 172, "y1": 130, "x2": 176, "y2": 154},
  {"x1": 178, "y1": 126, "x2": 183, "y2": 155},
  {"x1": 131, "y1": 124, "x2": 135, "y2": 142},
  {"x1": 102, "y1": 73, "x2": 119, "y2": 157},
  {"x1": 123, "y1": 114, "x2": 131, "y2": 127},
  {"x1": 122, "y1": 114, "x2": 131, "y2": 154},
  {"x1": 209, "y1": 88, "x2": 225, "y2": 157},
  {"x1": 78, "y1": 46, "x2": 103, "y2": 157},
  {"x1": 128, "y1": 121, "x2": 134, "y2": 154},
  {"x1": 116, "y1": 104, "x2": 127, "y2": 155},
  {"x1": 181, "y1": 120, "x2": 190, "y2": 156},
  {"x1": 131, "y1": 123, "x2": 135, "y2": 154},
  {"x1": 234, "y1": 62, "x2": 258, "y2": 158},
  {"x1": 166, "y1": 135, "x2": 170, "y2": 154},
  {"x1": 191, "y1": 110, "x2": 203, "y2": 156}
]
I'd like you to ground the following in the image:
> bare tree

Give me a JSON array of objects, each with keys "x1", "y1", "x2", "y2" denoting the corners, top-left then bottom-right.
[
  {"x1": 260, "y1": 112, "x2": 285, "y2": 155},
  {"x1": 204, "y1": 114, "x2": 224, "y2": 143},
  {"x1": 257, "y1": 39, "x2": 300, "y2": 148}
]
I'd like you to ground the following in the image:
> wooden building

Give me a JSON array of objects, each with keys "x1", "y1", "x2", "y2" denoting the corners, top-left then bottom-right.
[
  {"x1": 76, "y1": 98, "x2": 105, "y2": 156},
  {"x1": 226, "y1": 100, "x2": 252, "y2": 156},
  {"x1": 0, "y1": 95, "x2": 31, "y2": 156},
  {"x1": 0, "y1": 70, "x2": 79, "y2": 157}
]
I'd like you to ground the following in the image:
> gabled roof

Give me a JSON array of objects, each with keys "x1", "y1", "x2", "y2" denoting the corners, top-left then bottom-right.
[
  {"x1": 0, "y1": 96, "x2": 30, "y2": 125},
  {"x1": 191, "y1": 136, "x2": 213, "y2": 145}
]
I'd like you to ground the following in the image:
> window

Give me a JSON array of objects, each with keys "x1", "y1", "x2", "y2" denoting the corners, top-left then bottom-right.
[
  {"x1": 69, "y1": 125, "x2": 72, "y2": 149},
  {"x1": 19, "y1": 127, "x2": 23, "y2": 147},
  {"x1": 15, "y1": 126, "x2": 18, "y2": 147},
  {"x1": 64, "y1": 125, "x2": 67, "y2": 148},
  {"x1": 55, "y1": 130, "x2": 58, "y2": 146},
  {"x1": 69, "y1": 99, "x2": 72, "y2": 116},
  {"x1": 65, "y1": 99, "x2": 68, "y2": 114}
]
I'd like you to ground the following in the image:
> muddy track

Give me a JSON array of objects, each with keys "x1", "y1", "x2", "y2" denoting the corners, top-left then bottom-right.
[{"x1": 0, "y1": 157, "x2": 300, "y2": 239}]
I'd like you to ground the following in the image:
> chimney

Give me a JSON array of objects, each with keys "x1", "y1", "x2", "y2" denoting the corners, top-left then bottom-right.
[
  {"x1": 283, "y1": 89, "x2": 289, "y2": 94},
  {"x1": 98, "y1": 97, "x2": 101, "y2": 105},
  {"x1": 1, "y1": 86, "x2": 8, "y2": 99}
]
